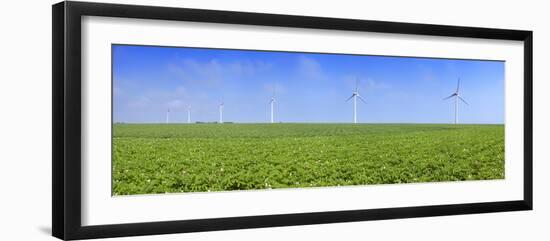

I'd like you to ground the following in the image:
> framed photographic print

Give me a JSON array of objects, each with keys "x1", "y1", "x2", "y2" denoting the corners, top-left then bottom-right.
[{"x1": 52, "y1": 1, "x2": 533, "y2": 240}]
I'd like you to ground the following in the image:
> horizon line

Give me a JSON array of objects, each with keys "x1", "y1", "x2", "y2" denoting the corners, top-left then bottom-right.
[{"x1": 113, "y1": 122, "x2": 504, "y2": 125}]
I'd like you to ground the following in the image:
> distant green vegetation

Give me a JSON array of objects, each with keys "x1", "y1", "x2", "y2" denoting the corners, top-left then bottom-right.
[{"x1": 112, "y1": 123, "x2": 504, "y2": 195}]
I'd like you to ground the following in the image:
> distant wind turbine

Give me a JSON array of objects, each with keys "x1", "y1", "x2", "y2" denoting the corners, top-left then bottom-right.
[
  {"x1": 219, "y1": 100, "x2": 224, "y2": 123},
  {"x1": 345, "y1": 78, "x2": 366, "y2": 124},
  {"x1": 166, "y1": 108, "x2": 170, "y2": 124},
  {"x1": 443, "y1": 78, "x2": 468, "y2": 124},
  {"x1": 187, "y1": 104, "x2": 191, "y2": 124},
  {"x1": 270, "y1": 90, "x2": 276, "y2": 123}
]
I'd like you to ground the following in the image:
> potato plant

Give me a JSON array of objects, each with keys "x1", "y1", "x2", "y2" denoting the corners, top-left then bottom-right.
[{"x1": 112, "y1": 123, "x2": 504, "y2": 195}]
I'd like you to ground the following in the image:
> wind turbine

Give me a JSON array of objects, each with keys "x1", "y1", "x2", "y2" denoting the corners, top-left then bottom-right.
[
  {"x1": 187, "y1": 104, "x2": 191, "y2": 124},
  {"x1": 165, "y1": 108, "x2": 170, "y2": 124},
  {"x1": 443, "y1": 78, "x2": 468, "y2": 124},
  {"x1": 219, "y1": 100, "x2": 224, "y2": 123},
  {"x1": 270, "y1": 90, "x2": 276, "y2": 123},
  {"x1": 345, "y1": 78, "x2": 366, "y2": 124}
]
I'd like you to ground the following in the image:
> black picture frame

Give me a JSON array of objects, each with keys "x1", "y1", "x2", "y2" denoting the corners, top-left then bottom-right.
[{"x1": 52, "y1": 1, "x2": 533, "y2": 240}]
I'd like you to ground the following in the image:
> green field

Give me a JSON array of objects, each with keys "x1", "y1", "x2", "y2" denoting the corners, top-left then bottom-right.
[{"x1": 112, "y1": 123, "x2": 504, "y2": 195}]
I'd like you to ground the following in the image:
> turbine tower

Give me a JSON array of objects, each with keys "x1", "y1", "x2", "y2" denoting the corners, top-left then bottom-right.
[
  {"x1": 219, "y1": 101, "x2": 224, "y2": 123},
  {"x1": 270, "y1": 91, "x2": 276, "y2": 123},
  {"x1": 187, "y1": 104, "x2": 191, "y2": 124},
  {"x1": 443, "y1": 78, "x2": 468, "y2": 124},
  {"x1": 345, "y1": 78, "x2": 366, "y2": 124},
  {"x1": 166, "y1": 108, "x2": 170, "y2": 124}
]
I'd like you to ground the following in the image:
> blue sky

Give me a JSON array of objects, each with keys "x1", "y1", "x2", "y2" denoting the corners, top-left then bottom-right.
[{"x1": 113, "y1": 44, "x2": 504, "y2": 124}]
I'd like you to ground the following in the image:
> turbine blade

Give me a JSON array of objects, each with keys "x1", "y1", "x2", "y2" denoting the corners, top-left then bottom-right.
[
  {"x1": 357, "y1": 95, "x2": 367, "y2": 104},
  {"x1": 355, "y1": 78, "x2": 359, "y2": 92},
  {"x1": 458, "y1": 95, "x2": 469, "y2": 105},
  {"x1": 456, "y1": 78, "x2": 461, "y2": 93},
  {"x1": 443, "y1": 93, "x2": 456, "y2": 100},
  {"x1": 345, "y1": 94, "x2": 355, "y2": 102}
]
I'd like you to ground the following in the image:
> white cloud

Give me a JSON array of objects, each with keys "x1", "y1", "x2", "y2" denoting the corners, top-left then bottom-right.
[
  {"x1": 365, "y1": 78, "x2": 391, "y2": 90},
  {"x1": 168, "y1": 58, "x2": 273, "y2": 87},
  {"x1": 174, "y1": 85, "x2": 187, "y2": 96},
  {"x1": 296, "y1": 56, "x2": 324, "y2": 80},
  {"x1": 113, "y1": 86, "x2": 122, "y2": 97},
  {"x1": 127, "y1": 96, "x2": 151, "y2": 108},
  {"x1": 263, "y1": 82, "x2": 286, "y2": 96},
  {"x1": 342, "y1": 75, "x2": 390, "y2": 92},
  {"x1": 167, "y1": 99, "x2": 184, "y2": 109}
]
